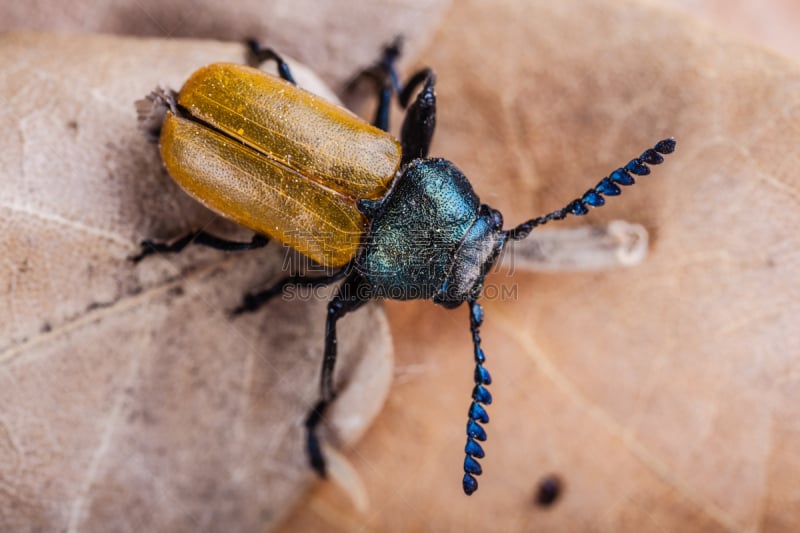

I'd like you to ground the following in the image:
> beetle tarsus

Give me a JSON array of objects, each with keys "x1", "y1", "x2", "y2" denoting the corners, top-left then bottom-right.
[
  {"x1": 305, "y1": 400, "x2": 330, "y2": 477},
  {"x1": 130, "y1": 231, "x2": 268, "y2": 263},
  {"x1": 371, "y1": 38, "x2": 404, "y2": 130},
  {"x1": 246, "y1": 39, "x2": 297, "y2": 84},
  {"x1": 347, "y1": 36, "x2": 435, "y2": 133},
  {"x1": 397, "y1": 68, "x2": 434, "y2": 109}
]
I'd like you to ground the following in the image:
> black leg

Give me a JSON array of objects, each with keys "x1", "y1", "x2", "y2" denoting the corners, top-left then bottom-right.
[
  {"x1": 131, "y1": 231, "x2": 269, "y2": 263},
  {"x1": 462, "y1": 300, "x2": 492, "y2": 495},
  {"x1": 305, "y1": 272, "x2": 373, "y2": 476},
  {"x1": 400, "y1": 69, "x2": 436, "y2": 165},
  {"x1": 397, "y1": 68, "x2": 433, "y2": 108},
  {"x1": 373, "y1": 85, "x2": 393, "y2": 132},
  {"x1": 345, "y1": 37, "x2": 403, "y2": 131},
  {"x1": 246, "y1": 38, "x2": 297, "y2": 84},
  {"x1": 230, "y1": 267, "x2": 349, "y2": 316},
  {"x1": 372, "y1": 38, "x2": 402, "y2": 131},
  {"x1": 345, "y1": 37, "x2": 437, "y2": 147}
]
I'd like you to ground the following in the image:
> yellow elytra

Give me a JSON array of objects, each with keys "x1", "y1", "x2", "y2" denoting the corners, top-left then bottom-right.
[{"x1": 159, "y1": 63, "x2": 401, "y2": 267}]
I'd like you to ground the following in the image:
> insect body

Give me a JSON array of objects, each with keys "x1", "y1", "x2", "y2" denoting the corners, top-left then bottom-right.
[
  {"x1": 159, "y1": 62, "x2": 400, "y2": 267},
  {"x1": 136, "y1": 40, "x2": 675, "y2": 495}
]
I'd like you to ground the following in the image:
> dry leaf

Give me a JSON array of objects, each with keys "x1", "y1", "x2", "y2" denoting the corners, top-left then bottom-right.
[
  {"x1": 0, "y1": 32, "x2": 394, "y2": 532},
  {"x1": 282, "y1": 0, "x2": 800, "y2": 531},
  {"x1": 663, "y1": 0, "x2": 800, "y2": 63},
  {"x1": 0, "y1": 0, "x2": 451, "y2": 88}
]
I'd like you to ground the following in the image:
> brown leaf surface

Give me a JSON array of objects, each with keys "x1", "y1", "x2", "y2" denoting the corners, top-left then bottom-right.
[
  {"x1": 281, "y1": 0, "x2": 800, "y2": 531},
  {"x1": 3, "y1": 0, "x2": 799, "y2": 531},
  {"x1": 665, "y1": 0, "x2": 800, "y2": 63},
  {"x1": 0, "y1": 32, "x2": 396, "y2": 532},
  {"x1": 0, "y1": 0, "x2": 450, "y2": 88}
]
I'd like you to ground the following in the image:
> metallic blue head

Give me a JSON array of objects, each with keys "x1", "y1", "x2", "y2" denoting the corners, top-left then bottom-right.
[{"x1": 356, "y1": 158, "x2": 506, "y2": 307}]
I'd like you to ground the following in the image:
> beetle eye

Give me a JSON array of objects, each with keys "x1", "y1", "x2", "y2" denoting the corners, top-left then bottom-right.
[{"x1": 491, "y1": 209, "x2": 503, "y2": 229}]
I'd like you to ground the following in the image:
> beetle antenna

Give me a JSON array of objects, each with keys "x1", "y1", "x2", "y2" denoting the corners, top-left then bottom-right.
[
  {"x1": 505, "y1": 138, "x2": 676, "y2": 241},
  {"x1": 462, "y1": 301, "x2": 492, "y2": 495}
]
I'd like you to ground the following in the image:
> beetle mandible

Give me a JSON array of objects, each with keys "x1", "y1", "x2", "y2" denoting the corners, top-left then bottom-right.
[{"x1": 134, "y1": 38, "x2": 675, "y2": 495}]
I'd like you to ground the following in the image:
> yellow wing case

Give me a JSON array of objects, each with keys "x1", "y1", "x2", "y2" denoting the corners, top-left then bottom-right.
[{"x1": 160, "y1": 63, "x2": 402, "y2": 267}]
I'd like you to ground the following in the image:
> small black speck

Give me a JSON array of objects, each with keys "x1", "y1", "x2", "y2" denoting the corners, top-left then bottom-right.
[
  {"x1": 168, "y1": 285, "x2": 185, "y2": 298},
  {"x1": 535, "y1": 474, "x2": 562, "y2": 507},
  {"x1": 86, "y1": 299, "x2": 114, "y2": 312},
  {"x1": 66, "y1": 120, "x2": 78, "y2": 131},
  {"x1": 40, "y1": 322, "x2": 52, "y2": 333}
]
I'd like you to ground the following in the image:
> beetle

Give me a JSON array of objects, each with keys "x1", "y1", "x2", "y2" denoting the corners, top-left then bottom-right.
[{"x1": 134, "y1": 38, "x2": 675, "y2": 495}]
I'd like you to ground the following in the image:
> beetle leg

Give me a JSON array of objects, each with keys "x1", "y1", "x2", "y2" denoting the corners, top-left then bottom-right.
[
  {"x1": 345, "y1": 37, "x2": 438, "y2": 136},
  {"x1": 400, "y1": 70, "x2": 437, "y2": 165},
  {"x1": 344, "y1": 37, "x2": 403, "y2": 131},
  {"x1": 306, "y1": 272, "x2": 373, "y2": 477},
  {"x1": 373, "y1": 83, "x2": 393, "y2": 132},
  {"x1": 373, "y1": 39, "x2": 403, "y2": 131},
  {"x1": 245, "y1": 39, "x2": 297, "y2": 84},
  {"x1": 131, "y1": 231, "x2": 268, "y2": 263},
  {"x1": 397, "y1": 68, "x2": 433, "y2": 108},
  {"x1": 373, "y1": 38, "x2": 403, "y2": 131},
  {"x1": 230, "y1": 267, "x2": 349, "y2": 315}
]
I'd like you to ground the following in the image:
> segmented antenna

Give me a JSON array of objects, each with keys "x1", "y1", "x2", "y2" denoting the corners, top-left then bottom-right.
[
  {"x1": 506, "y1": 138, "x2": 676, "y2": 241},
  {"x1": 463, "y1": 301, "x2": 492, "y2": 495},
  {"x1": 462, "y1": 138, "x2": 676, "y2": 494}
]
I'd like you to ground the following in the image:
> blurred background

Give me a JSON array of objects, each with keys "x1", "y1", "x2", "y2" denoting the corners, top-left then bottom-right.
[
  {"x1": 2, "y1": 1, "x2": 799, "y2": 532},
  {"x1": 3, "y1": 1, "x2": 800, "y2": 79}
]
